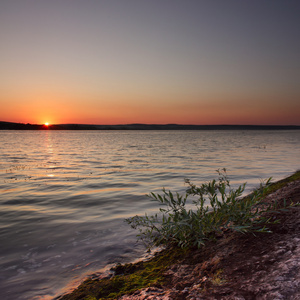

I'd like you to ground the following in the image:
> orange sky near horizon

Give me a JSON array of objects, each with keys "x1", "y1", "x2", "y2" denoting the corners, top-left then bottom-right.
[
  {"x1": 2, "y1": 92, "x2": 299, "y2": 126},
  {"x1": 1, "y1": 1, "x2": 300, "y2": 126}
]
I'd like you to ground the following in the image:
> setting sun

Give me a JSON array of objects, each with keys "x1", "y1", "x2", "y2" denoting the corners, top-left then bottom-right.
[{"x1": 44, "y1": 122, "x2": 49, "y2": 126}]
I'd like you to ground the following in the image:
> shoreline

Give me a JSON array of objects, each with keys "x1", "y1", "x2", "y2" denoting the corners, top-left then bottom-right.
[
  {"x1": 57, "y1": 171, "x2": 300, "y2": 300},
  {"x1": 1, "y1": 121, "x2": 300, "y2": 131}
]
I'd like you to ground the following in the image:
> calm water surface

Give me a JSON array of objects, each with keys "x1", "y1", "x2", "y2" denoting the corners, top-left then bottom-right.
[{"x1": 0, "y1": 130, "x2": 299, "y2": 299}]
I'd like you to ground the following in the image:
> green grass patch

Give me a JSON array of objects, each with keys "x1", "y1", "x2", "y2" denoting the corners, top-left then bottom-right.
[
  {"x1": 59, "y1": 247, "x2": 187, "y2": 300},
  {"x1": 266, "y1": 170, "x2": 300, "y2": 194}
]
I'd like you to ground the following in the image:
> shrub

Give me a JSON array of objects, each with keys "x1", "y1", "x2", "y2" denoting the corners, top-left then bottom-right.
[{"x1": 126, "y1": 169, "x2": 277, "y2": 249}]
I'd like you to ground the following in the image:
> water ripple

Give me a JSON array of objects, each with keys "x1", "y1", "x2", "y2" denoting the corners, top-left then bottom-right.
[{"x1": 0, "y1": 130, "x2": 299, "y2": 299}]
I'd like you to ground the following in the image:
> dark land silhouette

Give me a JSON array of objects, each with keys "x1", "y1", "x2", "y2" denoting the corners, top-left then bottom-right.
[{"x1": 0, "y1": 121, "x2": 299, "y2": 130}]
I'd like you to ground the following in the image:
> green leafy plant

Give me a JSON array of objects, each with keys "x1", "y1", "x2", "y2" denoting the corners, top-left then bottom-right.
[{"x1": 126, "y1": 169, "x2": 279, "y2": 249}]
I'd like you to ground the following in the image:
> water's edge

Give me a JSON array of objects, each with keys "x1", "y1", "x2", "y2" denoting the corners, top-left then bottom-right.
[{"x1": 56, "y1": 171, "x2": 300, "y2": 299}]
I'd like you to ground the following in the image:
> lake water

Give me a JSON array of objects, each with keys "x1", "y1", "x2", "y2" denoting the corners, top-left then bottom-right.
[{"x1": 0, "y1": 130, "x2": 299, "y2": 299}]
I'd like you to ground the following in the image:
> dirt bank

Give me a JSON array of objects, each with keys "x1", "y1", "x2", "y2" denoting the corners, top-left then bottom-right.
[
  {"x1": 59, "y1": 174, "x2": 300, "y2": 300},
  {"x1": 120, "y1": 179, "x2": 300, "y2": 300}
]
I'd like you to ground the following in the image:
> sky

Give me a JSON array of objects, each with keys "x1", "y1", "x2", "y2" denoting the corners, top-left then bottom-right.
[{"x1": 0, "y1": 0, "x2": 299, "y2": 125}]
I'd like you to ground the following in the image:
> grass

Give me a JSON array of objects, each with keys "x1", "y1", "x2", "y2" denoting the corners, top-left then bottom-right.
[
  {"x1": 265, "y1": 170, "x2": 300, "y2": 193},
  {"x1": 58, "y1": 247, "x2": 187, "y2": 300},
  {"x1": 211, "y1": 269, "x2": 226, "y2": 286},
  {"x1": 126, "y1": 169, "x2": 291, "y2": 249}
]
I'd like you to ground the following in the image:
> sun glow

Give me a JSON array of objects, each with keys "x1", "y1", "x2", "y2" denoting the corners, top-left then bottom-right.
[{"x1": 44, "y1": 122, "x2": 49, "y2": 126}]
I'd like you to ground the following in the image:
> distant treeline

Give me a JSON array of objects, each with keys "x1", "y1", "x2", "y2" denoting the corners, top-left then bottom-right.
[{"x1": 0, "y1": 121, "x2": 299, "y2": 131}]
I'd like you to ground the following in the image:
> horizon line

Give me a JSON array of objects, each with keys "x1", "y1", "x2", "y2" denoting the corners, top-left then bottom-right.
[{"x1": 1, "y1": 121, "x2": 300, "y2": 128}]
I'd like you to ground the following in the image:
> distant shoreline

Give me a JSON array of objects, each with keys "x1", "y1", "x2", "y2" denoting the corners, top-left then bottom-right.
[{"x1": 1, "y1": 121, "x2": 300, "y2": 131}]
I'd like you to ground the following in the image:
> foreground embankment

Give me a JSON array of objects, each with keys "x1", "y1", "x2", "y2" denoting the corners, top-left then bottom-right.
[{"x1": 57, "y1": 171, "x2": 300, "y2": 300}]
